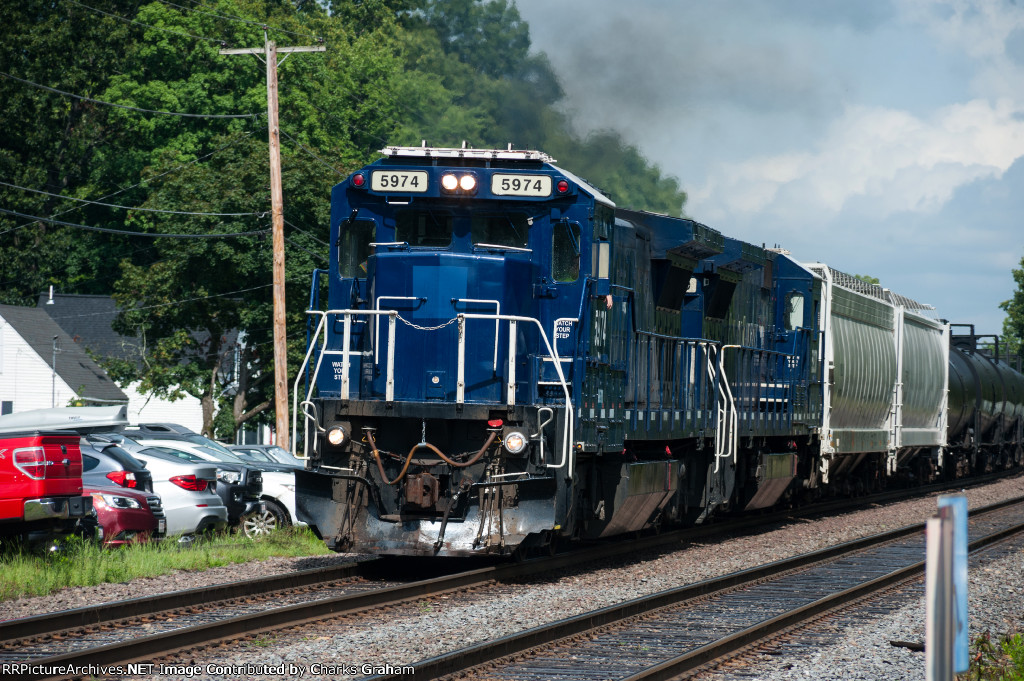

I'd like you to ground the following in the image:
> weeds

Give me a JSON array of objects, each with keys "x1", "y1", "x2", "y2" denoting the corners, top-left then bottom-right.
[
  {"x1": 964, "y1": 631, "x2": 1024, "y2": 680},
  {"x1": 0, "y1": 527, "x2": 329, "y2": 602}
]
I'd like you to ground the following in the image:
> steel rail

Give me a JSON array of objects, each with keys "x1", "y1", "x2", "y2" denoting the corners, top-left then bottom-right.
[
  {"x1": 4, "y1": 472, "x2": 1019, "y2": 680},
  {"x1": 368, "y1": 495, "x2": 1024, "y2": 681},
  {"x1": 624, "y1": 512, "x2": 1024, "y2": 681},
  {"x1": 0, "y1": 561, "x2": 370, "y2": 643}
]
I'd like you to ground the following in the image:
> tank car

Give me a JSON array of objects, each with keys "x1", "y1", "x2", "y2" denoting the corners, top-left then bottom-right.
[
  {"x1": 947, "y1": 326, "x2": 1024, "y2": 475},
  {"x1": 292, "y1": 145, "x2": 1024, "y2": 557}
]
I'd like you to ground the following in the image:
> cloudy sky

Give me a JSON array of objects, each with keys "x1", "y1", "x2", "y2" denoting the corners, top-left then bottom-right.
[{"x1": 514, "y1": 0, "x2": 1024, "y2": 334}]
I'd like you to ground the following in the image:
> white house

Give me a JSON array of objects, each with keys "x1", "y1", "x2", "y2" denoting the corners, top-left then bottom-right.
[
  {"x1": 0, "y1": 303, "x2": 128, "y2": 414},
  {"x1": 36, "y1": 294, "x2": 205, "y2": 434}
]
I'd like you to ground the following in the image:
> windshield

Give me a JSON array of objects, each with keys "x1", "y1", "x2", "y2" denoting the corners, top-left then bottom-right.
[
  {"x1": 471, "y1": 213, "x2": 530, "y2": 248},
  {"x1": 180, "y1": 434, "x2": 240, "y2": 458},
  {"x1": 141, "y1": 446, "x2": 204, "y2": 463},
  {"x1": 395, "y1": 209, "x2": 453, "y2": 247},
  {"x1": 266, "y1": 446, "x2": 303, "y2": 466},
  {"x1": 188, "y1": 443, "x2": 246, "y2": 464}
]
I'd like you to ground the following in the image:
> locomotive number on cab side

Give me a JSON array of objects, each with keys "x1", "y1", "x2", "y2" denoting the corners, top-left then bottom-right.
[
  {"x1": 371, "y1": 171, "x2": 429, "y2": 192},
  {"x1": 491, "y1": 174, "x2": 552, "y2": 197}
]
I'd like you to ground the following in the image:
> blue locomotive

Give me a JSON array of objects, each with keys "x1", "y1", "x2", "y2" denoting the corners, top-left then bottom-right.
[{"x1": 293, "y1": 145, "x2": 1024, "y2": 557}]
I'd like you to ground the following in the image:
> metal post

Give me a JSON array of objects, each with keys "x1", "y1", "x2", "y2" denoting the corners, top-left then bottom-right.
[
  {"x1": 926, "y1": 504, "x2": 955, "y2": 681},
  {"x1": 51, "y1": 335, "x2": 58, "y2": 408},
  {"x1": 938, "y1": 494, "x2": 969, "y2": 674}
]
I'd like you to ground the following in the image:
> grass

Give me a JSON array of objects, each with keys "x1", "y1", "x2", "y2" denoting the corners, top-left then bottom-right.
[
  {"x1": 0, "y1": 527, "x2": 331, "y2": 602},
  {"x1": 963, "y1": 631, "x2": 1024, "y2": 681}
]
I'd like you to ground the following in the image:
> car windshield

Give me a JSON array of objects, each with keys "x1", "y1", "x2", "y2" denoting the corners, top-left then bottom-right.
[
  {"x1": 236, "y1": 449, "x2": 275, "y2": 463},
  {"x1": 266, "y1": 446, "x2": 303, "y2": 466},
  {"x1": 98, "y1": 445, "x2": 148, "y2": 470},
  {"x1": 141, "y1": 446, "x2": 204, "y2": 463},
  {"x1": 180, "y1": 434, "x2": 239, "y2": 458},
  {"x1": 190, "y1": 444, "x2": 247, "y2": 463}
]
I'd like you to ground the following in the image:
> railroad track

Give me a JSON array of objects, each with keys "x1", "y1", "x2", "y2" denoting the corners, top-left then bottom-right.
[
  {"x1": 382, "y1": 496, "x2": 1024, "y2": 681},
  {"x1": 1, "y1": 472, "x2": 1018, "y2": 681}
]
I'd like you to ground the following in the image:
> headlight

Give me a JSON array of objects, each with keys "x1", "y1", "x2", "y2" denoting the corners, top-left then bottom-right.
[
  {"x1": 92, "y1": 493, "x2": 143, "y2": 510},
  {"x1": 327, "y1": 426, "x2": 347, "y2": 446},
  {"x1": 503, "y1": 431, "x2": 527, "y2": 454},
  {"x1": 440, "y1": 172, "x2": 478, "y2": 195},
  {"x1": 441, "y1": 173, "x2": 459, "y2": 191},
  {"x1": 217, "y1": 470, "x2": 242, "y2": 484}
]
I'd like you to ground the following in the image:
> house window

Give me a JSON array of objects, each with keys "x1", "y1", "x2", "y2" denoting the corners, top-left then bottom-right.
[{"x1": 1, "y1": 401, "x2": 12, "y2": 415}]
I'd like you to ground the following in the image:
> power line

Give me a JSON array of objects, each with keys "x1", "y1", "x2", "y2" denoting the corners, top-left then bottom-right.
[
  {"x1": 284, "y1": 235, "x2": 327, "y2": 263},
  {"x1": 0, "y1": 208, "x2": 271, "y2": 238},
  {"x1": 0, "y1": 180, "x2": 265, "y2": 217},
  {"x1": 284, "y1": 218, "x2": 329, "y2": 247},
  {"x1": 47, "y1": 284, "x2": 275, "y2": 320},
  {"x1": 279, "y1": 128, "x2": 345, "y2": 177},
  {"x1": 0, "y1": 71, "x2": 261, "y2": 119},
  {"x1": 0, "y1": 127, "x2": 263, "y2": 237},
  {"x1": 64, "y1": 0, "x2": 223, "y2": 44}
]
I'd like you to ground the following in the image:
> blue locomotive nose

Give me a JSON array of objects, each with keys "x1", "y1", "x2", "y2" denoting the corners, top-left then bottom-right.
[{"x1": 366, "y1": 250, "x2": 531, "y2": 404}]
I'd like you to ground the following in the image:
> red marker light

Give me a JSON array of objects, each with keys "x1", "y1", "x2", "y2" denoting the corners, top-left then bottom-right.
[
  {"x1": 351, "y1": 173, "x2": 366, "y2": 188},
  {"x1": 487, "y1": 419, "x2": 504, "y2": 428},
  {"x1": 556, "y1": 180, "x2": 570, "y2": 193}
]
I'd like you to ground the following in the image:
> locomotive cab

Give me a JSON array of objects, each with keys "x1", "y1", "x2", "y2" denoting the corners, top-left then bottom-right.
[{"x1": 296, "y1": 146, "x2": 608, "y2": 556}]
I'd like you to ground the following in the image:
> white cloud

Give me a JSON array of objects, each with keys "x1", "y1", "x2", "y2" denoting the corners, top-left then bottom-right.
[
  {"x1": 898, "y1": 0, "x2": 1024, "y2": 100},
  {"x1": 691, "y1": 98, "x2": 1024, "y2": 223},
  {"x1": 899, "y1": 0, "x2": 1024, "y2": 60}
]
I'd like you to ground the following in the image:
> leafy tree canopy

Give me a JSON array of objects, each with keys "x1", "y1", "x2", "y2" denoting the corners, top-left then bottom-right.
[
  {"x1": 1000, "y1": 256, "x2": 1024, "y2": 358},
  {"x1": 1, "y1": 0, "x2": 687, "y2": 437}
]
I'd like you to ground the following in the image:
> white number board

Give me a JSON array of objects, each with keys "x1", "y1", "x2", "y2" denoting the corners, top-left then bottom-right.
[
  {"x1": 491, "y1": 174, "x2": 552, "y2": 197},
  {"x1": 371, "y1": 170, "x2": 428, "y2": 192}
]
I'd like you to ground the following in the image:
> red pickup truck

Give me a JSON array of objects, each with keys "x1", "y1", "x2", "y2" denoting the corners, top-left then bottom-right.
[
  {"x1": 0, "y1": 407, "x2": 129, "y2": 542},
  {"x1": 0, "y1": 430, "x2": 91, "y2": 540}
]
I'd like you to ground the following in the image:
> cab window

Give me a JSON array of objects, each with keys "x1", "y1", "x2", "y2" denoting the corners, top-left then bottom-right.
[
  {"x1": 552, "y1": 220, "x2": 581, "y2": 282},
  {"x1": 785, "y1": 291, "x2": 805, "y2": 330},
  {"x1": 471, "y1": 213, "x2": 530, "y2": 247},
  {"x1": 396, "y1": 210, "x2": 453, "y2": 247},
  {"x1": 338, "y1": 218, "x2": 375, "y2": 278}
]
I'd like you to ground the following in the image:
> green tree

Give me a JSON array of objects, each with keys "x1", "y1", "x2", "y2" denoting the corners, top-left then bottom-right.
[
  {"x1": 0, "y1": 0, "x2": 137, "y2": 304},
  {"x1": 2, "y1": 0, "x2": 691, "y2": 440},
  {"x1": 389, "y1": 0, "x2": 687, "y2": 216},
  {"x1": 96, "y1": 1, "x2": 401, "y2": 437},
  {"x1": 854, "y1": 274, "x2": 881, "y2": 285},
  {"x1": 1000, "y1": 256, "x2": 1024, "y2": 358}
]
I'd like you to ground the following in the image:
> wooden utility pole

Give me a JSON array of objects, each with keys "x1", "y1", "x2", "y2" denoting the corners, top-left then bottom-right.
[{"x1": 221, "y1": 34, "x2": 324, "y2": 452}]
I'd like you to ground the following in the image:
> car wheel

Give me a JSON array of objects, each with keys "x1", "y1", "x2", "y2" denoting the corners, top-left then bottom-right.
[{"x1": 242, "y1": 500, "x2": 289, "y2": 538}]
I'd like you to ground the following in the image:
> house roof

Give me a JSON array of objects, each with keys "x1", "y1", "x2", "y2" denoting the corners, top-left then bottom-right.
[
  {"x1": 36, "y1": 293, "x2": 141, "y2": 362},
  {"x1": 0, "y1": 303, "x2": 128, "y2": 403},
  {"x1": 39, "y1": 293, "x2": 242, "y2": 383}
]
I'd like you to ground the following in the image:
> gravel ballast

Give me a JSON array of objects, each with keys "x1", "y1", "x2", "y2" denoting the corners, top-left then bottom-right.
[{"x1": 3, "y1": 475, "x2": 1022, "y2": 680}]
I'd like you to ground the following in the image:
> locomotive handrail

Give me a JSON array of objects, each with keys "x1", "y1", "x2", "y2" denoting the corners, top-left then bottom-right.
[
  {"x1": 459, "y1": 312, "x2": 575, "y2": 476},
  {"x1": 293, "y1": 308, "x2": 576, "y2": 476},
  {"x1": 453, "y1": 298, "x2": 501, "y2": 371},
  {"x1": 715, "y1": 345, "x2": 740, "y2": 473},
  {"x1": 293, "y1": 309, "x2": 403, "y2": 457}
]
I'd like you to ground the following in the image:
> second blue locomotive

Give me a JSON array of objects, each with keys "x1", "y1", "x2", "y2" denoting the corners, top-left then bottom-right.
[{"x1": 293, "y1": 145, "x2": 1024, "y2": 557}]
